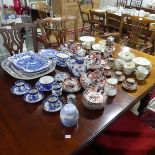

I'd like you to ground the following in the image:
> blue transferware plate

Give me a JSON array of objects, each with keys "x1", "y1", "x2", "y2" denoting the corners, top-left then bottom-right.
[
  {"x1": 9, "y1": 51, "x2": 51, "y2": 73},
  {"x1": 54, "y1": 72, "x2": 70, "y2": 82},
  {"x1": 43, "y1": 99, "x2": 63, "y2": 112},
  {"x1": 11, "y1": 83, "x2": 31, "y2": 95},
  {"x1": 35, "y1": 81, "x2": 53, "y2": 92},
  {"x1": 38, "y1": 49, "x2": 58, "y2": 60},
  {"x1": 23, "y1": 91, "x2": 44, "y2": 103}
]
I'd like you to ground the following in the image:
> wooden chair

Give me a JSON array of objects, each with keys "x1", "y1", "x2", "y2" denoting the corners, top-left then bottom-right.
[
  {"x1": 101, "y1": 12, "x2": 124, "y2": 43},
  {"x1": 124, "y1": 15, "x2": 154, "y2": 54},
  {"x1": 89, "y1": 10, "x2": 106, "y2": 35},
  {"x1": 77, "y1": 0, "x2": 94, "y2": 35},
  {"x1": 129, "y1": 0, "x2": 143, "y2": 8},
  {"x1": 37, "y1": 17, "x2": 66, "y2": 48},
  {"x1": 0, "y1": 23, "x2": 38, "y2": 55},
  {"x1": 116, "y1": 0, "x2": 127, "y2": 7},
  {"x1": 35, "y1": 2, "x2": 52, "y2": 19}
]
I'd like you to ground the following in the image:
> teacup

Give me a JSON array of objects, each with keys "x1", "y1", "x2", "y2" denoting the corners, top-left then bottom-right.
[
  {"x1": 15, "y1": 80, "x2": 27, "y2": 92},
  {"x1": 56, "y1": 52, "x2": 69, "y2": 66},
  {"x1": 52, "y1": 83, "x2": 62, "y2": 96},
  {"x1": 47, "y1": 95, "x2": 58, "y2": 105},
  {"x1": 135, "y1": 66, "x2": 149, "y2": 80},
  {"x1": 123, "y1": 62, "x2": 135, "y2": 75},
  {"x1": 67, "y1": 94, "x2": 76, "y2": 104},
  {"x1": 27, "y1": 87, "x2": 40, "y2": 101},
  {"x1": 39, "y1": 76, "x2": 54, "y2": 90},
  {"x1": 125, "y1": 78, "x2": 136, "y2": 89}
]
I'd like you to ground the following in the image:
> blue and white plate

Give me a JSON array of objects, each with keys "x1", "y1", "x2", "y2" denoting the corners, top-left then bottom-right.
[
  {"x1": 11, "y1": 83, "x2": 31, "y2": 95},
  {"x1": 43, "y1": 99, "x2": 63, "y2": 112},
  {"x1": 54, "y1": 72, "x2": 70, "y2": 82},
  {"x1": 35, "y1": 81, "x2": 53, "y2": 92},
  {"x1": 23, "y1": 92, "x2": 44, "y2": 103},
  {"x1": 38, "y1": 49, "x2": 58, "y2": 61},
  {"x1": 9, "y1": 51, "x2": 51, "y2": 73}
]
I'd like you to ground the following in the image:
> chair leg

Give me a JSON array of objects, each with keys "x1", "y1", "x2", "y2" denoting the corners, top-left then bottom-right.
[{"x1": 81, "y1": 23, "x2": 85, "y2": 35}]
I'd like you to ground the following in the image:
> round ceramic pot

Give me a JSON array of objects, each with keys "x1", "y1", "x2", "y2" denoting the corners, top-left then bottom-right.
[{"x1": 60, "y1": 103, "x2": 79, "y2": 127}]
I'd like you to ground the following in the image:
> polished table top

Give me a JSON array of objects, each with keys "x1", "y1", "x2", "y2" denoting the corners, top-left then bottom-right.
[{"x1": 0, "y1": 43, "x2": 155, "y2": 155}]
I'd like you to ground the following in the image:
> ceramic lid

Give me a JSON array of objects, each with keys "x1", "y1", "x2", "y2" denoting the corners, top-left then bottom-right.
[{"x1": 107, "y1": 78, "x2": 118, "y2": 85}]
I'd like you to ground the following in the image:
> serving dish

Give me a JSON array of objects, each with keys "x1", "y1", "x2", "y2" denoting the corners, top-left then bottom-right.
[
  {"x1": 1, "y1": 58, "x2": 56, "y2": 80},
  {"x1": 8, "y1": 51, "x2": 51, "y2": 73}
]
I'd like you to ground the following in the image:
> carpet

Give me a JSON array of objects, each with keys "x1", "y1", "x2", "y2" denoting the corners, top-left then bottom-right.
[{"x1": 93, "y1": 111, "x2": 155, "y2": 155}]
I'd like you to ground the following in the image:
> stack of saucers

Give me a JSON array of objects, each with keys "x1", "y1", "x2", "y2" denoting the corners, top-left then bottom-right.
[{"x1": 82, "y1": 87, "x2": 108, "y2": 110}]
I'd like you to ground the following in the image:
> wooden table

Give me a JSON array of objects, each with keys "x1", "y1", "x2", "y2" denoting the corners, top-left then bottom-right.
[{"x1": 0, "y1": 43, "x2": 155, "y2": 155}]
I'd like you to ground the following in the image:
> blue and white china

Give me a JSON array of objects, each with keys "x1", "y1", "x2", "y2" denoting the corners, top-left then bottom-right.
[
  {"x1": 9, "y1": 51, "x2": 51, "y2": 73},
  {"x1": 56, "y1": 52, "x2": 70, "y2": 67},
  {"x1": 43, "y1": 95, "x2": 63, "y2": 112},
  {"x1": 24, "y1": 87, "x2": 44, "y2": 103},
  {"x1": 11, "y1": 80, "x2": 31, "y2": 95},
  {"x1": 67, "y1": 94, "x2": 76, "y2": 104},
  {"x1": 38, "y1": 49, "x2": 58, "y2": 61},
  {"x1": 66, "y1": 56, "x2": 76, "y2": 72},
  {"x1": 71, "y1": 56, "x2": 86, "y2": 77},
  {"x1": 54, "y1": 72, "x2": 70, "y2": 82},
  {"x1": 35, "y1": 76, "x2": 54, "y2": 91},
  {"x1": 52, "y1": 83, "x2": 62, "y2": 96},
  {"x1": 60, "y1": 103, "x2": 79, "y2": 127}
]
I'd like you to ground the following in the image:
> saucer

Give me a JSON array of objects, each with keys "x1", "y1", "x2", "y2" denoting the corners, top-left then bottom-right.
[
  {"x1": 54, "y1": 72, "x2": 70, "y2": 82},
  {"x1": 43, "y1": 99, "x2": 63, "y2": 112},
  {"x1": 24, "y1": 92, "x2": 44, "y2": 103},
  {"x1": 122, "y1": 81, "x2": 137, "y2": 90},
  {"x1": 11, "y1": 84, "x2": 31, "y2": 95},
  {"x1": 35, "y1": 81, "x2": 53, "y2": 91}
]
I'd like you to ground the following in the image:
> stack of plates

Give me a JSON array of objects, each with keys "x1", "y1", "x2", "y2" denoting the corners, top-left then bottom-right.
[{"x1": 1, "y1": 51, "x2": 56, "y2": 80}]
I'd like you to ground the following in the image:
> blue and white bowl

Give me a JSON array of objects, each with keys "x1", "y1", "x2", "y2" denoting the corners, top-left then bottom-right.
[
  {"x1": 56, "y1": 52, "x2": 70, "y2": 67},
  {"x1": 11, "y1": 80, "x2": 31, "y2": 95},
  {"x1": 36, "y1": 76, "x2": 54, "y2": 91},
  {"x1": 54, "y1": 72, "x2": 70, "y2": 82},
  {"x1": 24, "y1": 87, "x2": 44, "y2": 103},
  {"x1": 43, "y1": 95, "x2": 63, "y2": 112}
]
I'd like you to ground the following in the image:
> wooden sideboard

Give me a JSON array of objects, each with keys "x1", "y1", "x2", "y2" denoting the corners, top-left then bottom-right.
[{"x1": 52, "y1": 0, "x2": 100, "y2": 29}]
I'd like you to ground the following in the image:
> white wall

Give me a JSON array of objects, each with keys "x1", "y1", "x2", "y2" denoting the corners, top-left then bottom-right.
[{"x1": 100, "y1": 0, "x2": 152, "y2": 7}]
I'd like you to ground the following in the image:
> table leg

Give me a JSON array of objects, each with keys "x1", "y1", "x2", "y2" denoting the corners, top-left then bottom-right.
[{"x1": 138, "y1": 91, "x2": 152, "y2": 116}]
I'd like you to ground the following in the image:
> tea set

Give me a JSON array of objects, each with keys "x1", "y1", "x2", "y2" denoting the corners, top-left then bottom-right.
[{"x1": 10, "y1": 36, "x2": 152, "y2": 127}]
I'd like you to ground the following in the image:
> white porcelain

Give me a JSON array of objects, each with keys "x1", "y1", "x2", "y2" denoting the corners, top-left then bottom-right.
[
  {"x1": 135, "y1": 66, "x2": 149, "y2": 80},
  {"x1": 104, "y1": 78, "x2": 118, "y2": 96},
  {"x1": 92, "y1": 43, "x2": 105, "y2": 53},
  {"x1": 132, "y1": 57, "x2": 151, "y2": 71},
  {"x1": 79, "y1": 36, "x2": 95, "y2": 43},
  {"x1": 123, "y1": 62, "x2": 135, "y2": 75},
  {"x1": 113, "y1": 71, "x2": 125, "y2": 82},
  {"x1": 114, "y1": 58, "x2": 125, "y2": 71},
  {"x1": 118, "y1": 51, "x2": 135, "y2": 62}
]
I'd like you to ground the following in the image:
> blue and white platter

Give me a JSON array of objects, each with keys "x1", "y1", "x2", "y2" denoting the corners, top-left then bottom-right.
[
  {"x1": 11, "y1": 83, "x2": 31, "y2": 95},
  {"x1": 42, "y1": 99, "x2": 63, "y2": 112},
  {"x1": 1, "y1": 58, "x2": 56, "y2": 80},
  {"x1": 8, "y1": 51, "x2": 51, "y2": 73},
  {"x1": 38, "y1": 49, "x2": 58, "y2": 61},
  {"x1": 23, "y1": 92, "x2": 44, "y2": 103},
  {"x1": 54, "y1": 72, "x2": 70, "y2": 82},
  {"x1": 35, "y1": 81, "x2": 53, "y2": 92}
]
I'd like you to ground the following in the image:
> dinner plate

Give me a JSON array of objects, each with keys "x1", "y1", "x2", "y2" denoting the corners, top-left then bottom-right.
[{"x1": 79, "y1": 36, "x2": 95, "y2": 42}]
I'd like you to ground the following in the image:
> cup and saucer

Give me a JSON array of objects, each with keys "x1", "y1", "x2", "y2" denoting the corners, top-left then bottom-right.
[
  {"x1": 35, "y1": 76, "x2": 54, "y2": 91},
  {"x1": 122, "y1": 78, "x2": 137, "y2": 91},
  {"x1": 24, "y1": 87, "x2": 44, "y2": 103},
  {"x1": 11, "y1": 80, "x2": 31, "y2": 95},
  {"x1": 42, "y1": 95, "x2": 63, "y2": 112},
  {"x1": 52, "y1": 82, "x2": 62, "y2": 96}
]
